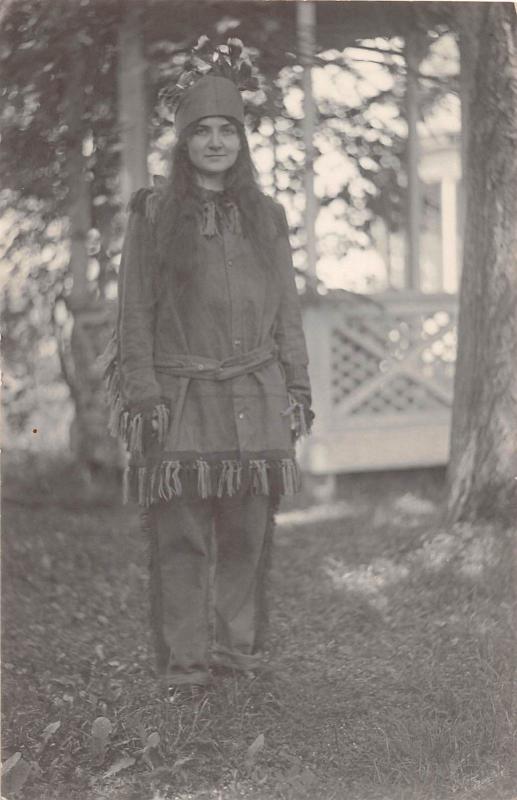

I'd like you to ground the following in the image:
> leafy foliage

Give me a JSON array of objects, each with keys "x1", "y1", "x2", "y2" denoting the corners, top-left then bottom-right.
[
  {"x1": 1, "y1": 0, "x2": 122, "y2": 438},
  {"x1": 1, "y1": 0, "x2": 458, "y2": 443}
]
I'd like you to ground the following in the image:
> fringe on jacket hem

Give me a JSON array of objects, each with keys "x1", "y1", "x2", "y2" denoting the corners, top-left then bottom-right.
[
  {"x1": 123, "y1": 457, "x2": 301, "y2": 507},
  {"x1": 99, "y1": 331, "x2": 304, "y2": 506}
]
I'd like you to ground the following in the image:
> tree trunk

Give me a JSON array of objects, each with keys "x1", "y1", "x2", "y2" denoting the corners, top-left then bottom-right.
[
  {"x1": 447, "y1": 5, "x2": 517, "y2": 525},
  {"x1": 117, "y1": 0, "x2": 148, "y2": 207},
  {"x1": 63, "y1": 36, "x2": 115, "y2": 472}
]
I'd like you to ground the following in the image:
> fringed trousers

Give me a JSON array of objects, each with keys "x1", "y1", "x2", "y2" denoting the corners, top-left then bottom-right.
[{"x1": 141, "y1": 492, "x2": 279, "y2": 687}]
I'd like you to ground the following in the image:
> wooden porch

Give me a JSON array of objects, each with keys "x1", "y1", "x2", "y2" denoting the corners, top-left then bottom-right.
[{"x1": 300, "y1": 292, "x2": 457, "y2": 475}]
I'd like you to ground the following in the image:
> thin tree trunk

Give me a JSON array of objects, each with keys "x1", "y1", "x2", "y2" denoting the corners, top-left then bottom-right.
[
  {"x1": 63, "y1": 37, "x2": 115, "y2": 471},
  {"x1": 66, "y1": 42, "x2": 91, "y2": 306},
  {"x1": 117, "y1": 0, "x2": 148, "y2": 207},
  {"x1": 447, "y1": 5, "x2": 517, "y2": 525}
]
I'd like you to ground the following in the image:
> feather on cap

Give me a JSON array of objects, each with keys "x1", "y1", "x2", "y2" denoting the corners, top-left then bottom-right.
[{"x1": 160, "y1": 37, "x2": 259, "y2": 133}]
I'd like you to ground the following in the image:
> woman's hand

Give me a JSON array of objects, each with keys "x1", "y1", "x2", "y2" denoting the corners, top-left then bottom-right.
[
  {"x1": 124, "y1": 400, "x2": 170, "y2": 456},
  {"x1": 282, "y1": 393, "x2": 314, "y2": 441}
]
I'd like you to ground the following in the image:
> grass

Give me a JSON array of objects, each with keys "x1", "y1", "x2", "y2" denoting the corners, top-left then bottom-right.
[{"x1": 1, "y1": 455, "x2": 515, "y2": 800}]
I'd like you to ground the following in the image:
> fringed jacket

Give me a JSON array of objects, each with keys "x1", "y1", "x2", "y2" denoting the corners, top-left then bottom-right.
[{"x1": 104, "y1": 186, "x2": 313, "y2": 506}]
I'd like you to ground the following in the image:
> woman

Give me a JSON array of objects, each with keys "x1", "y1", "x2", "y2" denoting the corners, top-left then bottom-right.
[{"x1": 106, "y1": 53, "x2": 313, "y2": 696}]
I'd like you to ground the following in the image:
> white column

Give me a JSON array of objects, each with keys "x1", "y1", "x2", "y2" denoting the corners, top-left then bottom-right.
[
  {"x1": 440, "y1": 176, "x2": 458, "y2": 293},
  {"x1": 297, "y1": 1, "x2": 318, "y2": 277},
  {"x1": 404, "y1": 30, "x2": 421, "y2": 291}
]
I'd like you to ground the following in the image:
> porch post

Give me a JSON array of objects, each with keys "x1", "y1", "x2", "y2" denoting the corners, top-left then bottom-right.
[
  {"x1": 440, "y1": 176, "x2": 459, "y2": 293},
  {"x1": 297, "y1": 1, "x2": 318, "y2": 277},
  {"x1": 404, "y1": 29, "x2": 421, "y2": 291}
]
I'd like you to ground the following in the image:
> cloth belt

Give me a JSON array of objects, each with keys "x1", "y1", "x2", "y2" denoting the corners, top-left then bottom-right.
[
  {"x1": 154, "y1": 342, "x2": 278, "y2": 381},
  {"x1": 154, "y1": 343, "x2": 279, "y2": 445}
]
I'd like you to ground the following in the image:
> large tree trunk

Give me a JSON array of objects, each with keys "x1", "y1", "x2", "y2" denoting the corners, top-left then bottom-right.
[{"x1": 447, "y1": 5, "x2": 517, "y2": 525}]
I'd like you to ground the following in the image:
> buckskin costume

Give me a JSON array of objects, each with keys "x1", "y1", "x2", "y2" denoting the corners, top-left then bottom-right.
[{"x1": 104, "y1": 43, "x2": 313, "y2": 690}]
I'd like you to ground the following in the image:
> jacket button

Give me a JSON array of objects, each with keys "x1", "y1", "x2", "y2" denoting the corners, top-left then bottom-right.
[
  {"x1": 234, "y1": 339, "x2": 241, "y2": 346},
  {"x1": 227, "y1": 260, "x2": 233, "y2": 267},
  {"x1": 238, "y1": 412, "x2": 244, "y2": 419}
]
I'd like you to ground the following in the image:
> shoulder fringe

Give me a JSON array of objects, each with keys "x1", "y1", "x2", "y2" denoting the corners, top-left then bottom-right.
[
  {"x1": 99, "y1": 331, "x2": 127, "y2": 440},
  {"x1": 123, "y1": 457, "x2": 301, "y2": 507},
  {"x1": 129, "y1": 187, "x2": 162, "y2": 224}
]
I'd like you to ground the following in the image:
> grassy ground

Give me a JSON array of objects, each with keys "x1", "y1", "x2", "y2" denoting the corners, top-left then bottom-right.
[{"x1": 2, "y1": 455, "x2": 516, "y2": 800}]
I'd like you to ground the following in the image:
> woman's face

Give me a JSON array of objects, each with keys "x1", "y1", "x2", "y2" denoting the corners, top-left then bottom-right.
[{"x1": 187, "y1": 117, "x2": 241, "y2": 179}]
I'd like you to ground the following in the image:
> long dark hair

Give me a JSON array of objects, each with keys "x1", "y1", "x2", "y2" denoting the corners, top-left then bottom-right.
[{"x1": 154, "y1": 119, "x2": 279, "y2": 285}]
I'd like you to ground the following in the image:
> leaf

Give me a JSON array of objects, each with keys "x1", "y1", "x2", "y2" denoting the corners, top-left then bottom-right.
[
  {"x1": 90, "y1": 716, "x2": 112, "y2": 760},
  {"x1": 146, "y1": 732, "x2": 160, "y2": 750},
  {"x1": 42, "y1": 720, "x2": 61, "y2": 744},
  {"x1": 92, "y1": 716, "x2": 112, "y2": 738},
  {"x1": 1, "y1": 752, "x2": 22, "y2": 776},
  {"x1": 1, "y1": 752, "x2": 32, "y2": 794},
  {"x1": 104, "y1": 755, "x2": 136, "y2": 778},
  {"x1": 245, "y1": 733, "x2": 265, "y2": 765},
  {"x1": 95, "y1": 644, "x2": 105, "y2": 660},
  {"x1": 141, "y1": 732, "x2": 162, "y2": 769}
]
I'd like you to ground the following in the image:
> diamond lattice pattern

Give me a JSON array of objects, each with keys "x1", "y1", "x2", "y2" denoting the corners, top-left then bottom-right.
[
  {"x1": 331, "y1": 334, "x2": 379, "y2": 404},
  {"x1": 349, "y1": 375, "x2": 448, "y2": 416},
  {"x1": 330, "y1": 308, "x2": 457, "y2": 416}
]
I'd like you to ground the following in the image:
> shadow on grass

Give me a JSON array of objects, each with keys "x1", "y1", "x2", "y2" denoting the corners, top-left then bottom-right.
[
  {"x1": 1, "y1": 453, "x2": 515, "y2": 800},
  {"x1": 2, "y1": 449, "x2": 122, "y2": 510}
]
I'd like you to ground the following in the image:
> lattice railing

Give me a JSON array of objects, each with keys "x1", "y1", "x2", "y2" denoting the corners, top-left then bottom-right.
[
  {"x1": 302, "y1": 293, "x2": 458, "y2": 472},
  {"x1": 329, "y1": 296, "x2": 457, "y2": 417}
]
